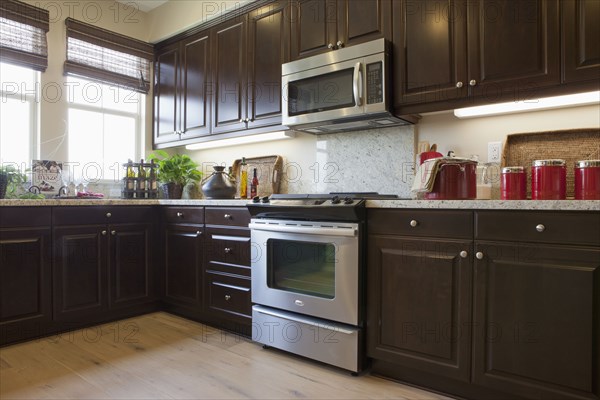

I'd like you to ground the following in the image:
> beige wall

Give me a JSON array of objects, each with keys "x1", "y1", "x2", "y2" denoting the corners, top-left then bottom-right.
[
  {"x1": 147, "y1": 0, "x2": 254, "y2": 43},
  {"x1": 22, "y1": 0, "x2": 153, "y2": 164},
  {"x1": 417, "y1": 104, "x2": 600, "y2": 162}
]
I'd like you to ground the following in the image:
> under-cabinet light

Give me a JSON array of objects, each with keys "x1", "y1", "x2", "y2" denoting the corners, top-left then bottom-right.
[
  {"x1": 185, "y1": 131, "x2": 295, "y2": 151},
  {"x1": 454, "y1": 91, "x2": 600, "y2": 118}
]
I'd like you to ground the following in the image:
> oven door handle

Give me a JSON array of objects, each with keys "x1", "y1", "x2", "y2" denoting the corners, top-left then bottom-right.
[
  {"x1": 249, "y1": 223, "x2": 357, "y2": 237},
  {"x1": 253, "y1": 306, "x2": 356, "y2": 335}
]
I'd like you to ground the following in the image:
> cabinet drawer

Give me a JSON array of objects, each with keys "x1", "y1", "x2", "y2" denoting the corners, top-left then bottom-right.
[
  {"x1": 0, "y1": 207, "x2": 51, "y2": 227},
  {"x1": 476, "y1": 211, "x2": 600, "y2": 246},
  {"x1": 368, "y1": 209, "x2": 473, "y2": 239},
  {"x1": 205, "y1": 207, "x2": 250, "y2": 227},
  {"x1": 53, "y1": 206, "x2": 154, "y2": 225},
  {"x1": 162, "y1": 207, "x2": 204, "y2": 224},
  {"x1": 205, "y1": 227, "x2": 251, "y2": 268},
  {"x1": 206, "y1": 272, "x2": 251, "y2": 319}
]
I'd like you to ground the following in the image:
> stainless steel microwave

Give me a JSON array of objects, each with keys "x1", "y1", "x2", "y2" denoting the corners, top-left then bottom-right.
[{"x1": 282, "y1": 39, "x2": 416, "y2": 134}]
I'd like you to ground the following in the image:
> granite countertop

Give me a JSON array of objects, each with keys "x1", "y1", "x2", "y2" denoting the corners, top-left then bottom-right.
[{"x1": 1, "y1": 198, "x2": 598, "y2": 211}]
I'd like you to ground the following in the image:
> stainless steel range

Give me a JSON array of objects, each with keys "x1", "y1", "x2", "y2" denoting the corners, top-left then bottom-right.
[{"x1": 247, "y1": 193, "x2": 397, "y2": 373}]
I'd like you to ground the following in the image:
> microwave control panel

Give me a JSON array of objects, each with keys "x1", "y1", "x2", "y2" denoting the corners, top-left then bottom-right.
[{"x1": 366, "y1": 62, "x2": 383, "y2": 104}]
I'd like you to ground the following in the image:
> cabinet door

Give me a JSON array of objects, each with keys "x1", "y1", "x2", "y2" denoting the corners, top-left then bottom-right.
[
  {"x1": 337, "y1": 0, "x2": 391, "y2": 48},
  {"x1": 154, "y1": 44, "x2": 180, "y2": 146},
  {"x1": 109, "y1": 223, "x2": 154, "y2": 309},
  {"x1": 211, "y1": 17, "x2": 248, "y2": 135},
  {"x1": 393, "y1": 0, "x2": 468, "y2": 108},
  {"x1": 367, "y1": 235, "x2": 473, "y2": 382},
  {"x1": 247, "y1": 2, "x2": 290, "y2": 129},
  {"x1": 53, "y1": 225, "x2": 107, "y2": 323},
  {"x1": 181, "y1": 33, "x2": 211, "y2": 139},
  {"x1": 0, "y1": 228, "x2": 51, "y2": 344},
  {"x1": 290, "y1": 0, "x2": 337, "y2": 60},
  {"x1": 164, "y1": 225, "x2": 203, "y2": 308},
  {"x1": 467, "y1": 0, "x2": 560, "y2": 101},
  {"x1": 473, "y1": 242, "x2": 600, "y2": 400},
  {"x1": 562, "y1": 0, "x2": 600, "y2": 84}
]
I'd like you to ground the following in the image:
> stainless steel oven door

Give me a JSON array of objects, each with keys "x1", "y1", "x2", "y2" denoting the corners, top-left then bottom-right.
[{"x1": 250, "y1": 219, "x2": 360, "y2": 326}]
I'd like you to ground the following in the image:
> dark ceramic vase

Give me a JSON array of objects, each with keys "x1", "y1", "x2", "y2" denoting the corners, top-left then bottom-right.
[
  {"x1": 201, "y1": 166, "x2": 236, "y2": 199},
  {"x1": 0, "y1": 174, "x2": 7, "y2": 199},
  {"x1": 162, "y1": 182, "x2": 184, "y2": 199}
]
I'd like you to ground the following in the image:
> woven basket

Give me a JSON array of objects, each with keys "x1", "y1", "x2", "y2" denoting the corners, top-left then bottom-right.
[{"x1": 501, "y1": 128, "x2": 600, "y2": 199}]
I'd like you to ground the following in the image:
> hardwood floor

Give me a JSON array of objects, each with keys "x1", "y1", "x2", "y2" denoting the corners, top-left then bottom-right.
[{"x1": 0, "y1": 312, "x2": 449, "y2": 399}]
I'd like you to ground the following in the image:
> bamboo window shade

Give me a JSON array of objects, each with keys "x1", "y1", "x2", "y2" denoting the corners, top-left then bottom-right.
[
  {"x1": 0, "y1": 0, "x2": 49, "y2": 71},
  {"x1": 64, "y1": 18, "x2": 154, "y2": 93}
]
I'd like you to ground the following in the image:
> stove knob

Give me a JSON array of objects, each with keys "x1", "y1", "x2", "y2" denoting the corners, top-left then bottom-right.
[
  {"x1": 252, "y1": 196, "x2": 261, "y2": 203},
  {"x1": 331, "y1": 195, "x2": 341, "y2": 204},
  {"x1": 343, "y1": 197, "x2": 354, "y2": 204},
  {"x1": 261, "y1": 196, "x2": 270, "y2": 203}
]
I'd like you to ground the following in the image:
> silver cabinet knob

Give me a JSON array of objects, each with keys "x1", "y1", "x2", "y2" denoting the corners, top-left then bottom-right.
[
  {"x1": 196, "y1": 231, "x2": 201, "y2": 237},
  {"x1": 336, "y1": 40, "x2": 344, "y2": 48},
  {"x1": 101, "y1": 230, "x2": 107, "y2": 236},
  {"x1": 176, "y1": 212, "x2": 183, "y2": 217},
  {"x1": 111, "y1": 230, "x2": 116, "y2": 236},
  {"x1": 409, "y1": 220, "x2": 418, "y2": 227},
  {"x1": 476, "y1": 252, "x2": 484, "y2": 260},
  {"x1": 244, "y1": 118, "x2": 250, "y2": 123},
  {"x1": 240, "y1": 119, "x2": 244, "y2": 123},
  {"x1": 456, "y1": 81, "x2": 463, "y2": 88},
  {"x1": 224, "y1": 214, "x2": 231, "y2": 219},
  {"x1": 460, "y1": 250, "x2": 468, "y2": 258},
  {"x1": 224, "y1": 247, "x2": 231, "y2": 253},
  {"x1": 469, "y1": 79, "x2": 477, "y2": 86},
  {"x1": 536, "y1": 224, "x2": 545, "y2": 233},
  {"x1": 106, "y1": 213, "x2": 112, "y2": 218},
  {"x1": 327, "y1": 43, "x2": 334, "y2": 49},
  {"x1": 225, "y1": 295, "x2": 231, "y2": 301}
]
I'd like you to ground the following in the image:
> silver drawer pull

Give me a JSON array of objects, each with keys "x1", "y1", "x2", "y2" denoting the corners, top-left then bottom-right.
[
  {"x1": 111, "y1": 230, "x2": 116, "y2": 236},
  {"x1": 101, "y1": 230, "x2": 107, "y2": 236},
  {"x1": 224, "y1": 213, "x2": 232, "y2": 219},
  {"x1": 409, "y1": 220, "x2": 418, "y2": 227},
  {"x1": 536, "y1": 224, "x2": 545, "y2": 233},
  {"x1": 224, "y1": 247, "x2": 231, "y2": 253},
  {"x1": 225, "y1": 295, "x2": 231, "y2": 301},
  {"x1": 176, "y1": 212, "x2": 183, "y2": 217},
  {"x1": 196, "y1": 231, "x2": 201, "y2": 237},
  {"x1": 476, "y1": 252, "x2": 484, "y2": 260},
  {"x1": 460, "y1": 250, "x2": 468, "y2": 258},
  {"x1": 106, "y1": 212, "x2": 112, "y2": 218}
]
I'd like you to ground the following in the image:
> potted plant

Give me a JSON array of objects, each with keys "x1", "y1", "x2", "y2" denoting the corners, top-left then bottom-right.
[
  {"x1": 0, "y1": 165, "x2": 27, "y2": 199},
  {"x1": 148, "y1": 150, "x2": 202, "y2": 199}
]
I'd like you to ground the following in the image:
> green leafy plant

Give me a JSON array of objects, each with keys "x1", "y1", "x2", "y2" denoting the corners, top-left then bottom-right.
[
  {"x1": 148, "y1": 150, "x2": 202, "y2": 186},
  {"x1": 0, "y1": 165, "x2": 28, "y2": 199}
]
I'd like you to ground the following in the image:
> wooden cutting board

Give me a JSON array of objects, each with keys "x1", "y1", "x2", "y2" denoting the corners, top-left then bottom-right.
[{"x1": 231, "y1": 155, "x2": 283, "y2": 198}]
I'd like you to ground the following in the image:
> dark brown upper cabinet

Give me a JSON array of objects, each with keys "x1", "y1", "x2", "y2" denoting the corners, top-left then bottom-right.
[
  {"x1": 291, "y1": 0, "x2": 392, "y2": 60},
  {"x1": 561, "y1": 0, "x2": 600, "y2": 84},
  {"x1": 153, "y1": 31, "x2": 211, "y2": 149},
  {"x1": 394, "y1": 0, "x2": 560, "y2": 112},
  {"x1": 247, "y1": 2, "x2": 291, "y2": 129}
]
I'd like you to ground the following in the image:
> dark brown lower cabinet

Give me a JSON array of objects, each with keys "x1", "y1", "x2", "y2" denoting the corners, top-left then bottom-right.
[
  {"x1": 472, "y1": 242, "x2": 600, "y2": 400},
  {"x1": 0, "y1": 208, "x2": 52, "y2": 345}
]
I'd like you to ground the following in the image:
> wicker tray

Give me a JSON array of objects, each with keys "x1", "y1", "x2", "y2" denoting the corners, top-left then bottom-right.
[
  {"x1": 501, "y1": 128, "x2": 600, "y2": 199},
  {"x1": 231, "y1": 155, "x2": 283, "y2": 198}
]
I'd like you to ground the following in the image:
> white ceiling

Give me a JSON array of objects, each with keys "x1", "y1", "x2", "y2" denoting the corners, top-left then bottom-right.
[{"x1": 115, "y1": 0, "x2": 169, "y2": 13}]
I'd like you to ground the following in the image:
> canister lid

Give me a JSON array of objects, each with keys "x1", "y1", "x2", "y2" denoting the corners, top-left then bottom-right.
[
  {"x1": 575, "y1": 160, "x2": 600, "y2": 168},
  {"x1": 533, "y1": 159, "x2": 566, "y2": 167},
  {"x1": 502, "y1": 166, "x2": 524, "y2": 173}
]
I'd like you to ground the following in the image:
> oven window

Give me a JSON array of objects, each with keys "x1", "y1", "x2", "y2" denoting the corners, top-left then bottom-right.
[
  {"x1": 267, "y1": 239, "x2": 335, "y2": 299},
  {"x1": 288, "y1": 68, "x2": 355, "y2": 116}
]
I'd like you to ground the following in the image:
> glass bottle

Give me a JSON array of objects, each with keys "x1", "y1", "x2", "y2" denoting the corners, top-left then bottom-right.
[
  {"x1": 240, "y1": 157, "x2": 248, "y2": 199},
  {"x1": 149, "y1": 160, "x2": 158, "y2": 198},
  {"x1": 126, "y1": 159, "x2": 135, "y2": 198},
  {"x1": 138, "y1": 159, "x2": 146, "y2": 198},
  {"x1": 250, "y1": 167, "x2": 258, "y2": 198}
]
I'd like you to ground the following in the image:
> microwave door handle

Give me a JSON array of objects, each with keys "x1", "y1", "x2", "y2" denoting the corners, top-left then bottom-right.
[
  {"x1": 249, "y1": 223, "x2": 357, "y2": 237},
  {"x1": 353, "y1": 62, "x2": 362, "y2": 107}
]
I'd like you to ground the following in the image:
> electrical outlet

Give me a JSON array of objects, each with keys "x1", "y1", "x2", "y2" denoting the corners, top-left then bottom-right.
[{"x1": 488, "y1": 141, "x2": 502, "y2": 163}]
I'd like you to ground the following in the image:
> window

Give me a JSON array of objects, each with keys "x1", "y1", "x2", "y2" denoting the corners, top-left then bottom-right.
[
  {"x1": 0, "y1": 61, "x2": 38, "y2": 170},
  {"x1": 67, "y1": 76, "x2": 145, "y2": 183}
]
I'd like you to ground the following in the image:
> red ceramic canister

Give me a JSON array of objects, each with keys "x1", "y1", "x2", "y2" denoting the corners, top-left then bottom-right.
[
  {"x1": 531, "y1": 159, "x2": 566, "y2": 200},
  {"x1": 501, "y1": 166, "x2": 526, "y2": 200},
  {"x1": 575, "y1": 160, "x2": 600, "y2": 200}
]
